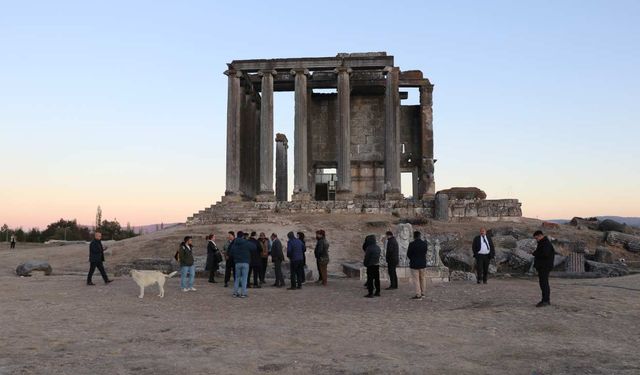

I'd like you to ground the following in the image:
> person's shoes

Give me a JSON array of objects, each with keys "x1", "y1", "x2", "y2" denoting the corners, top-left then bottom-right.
[
  {"x1": 256, "y1": 284, "x2": 262, "y2": 288},
  {"x1": 536, "y1": 301, "x2": 550, "y2": 307},
  {"x1": 240, "y1": 295, "x2": 247, "y2": 298},
  {"x1": 421, "y1": 294, "x2": 425, "y2": 297},
  {"x1": 364, "y1": 294, "x2": 374, "y2": 298},
  {"x1": 87, "y1": 282, "x2": 95, "y2": 286},
  {"x1": 224, "y1": 283, "x2": 228, "y2": 287},
  {"x1": 272, "y1": 283, "x2": 278, "y2": 287},
  {"x1": 182, "y1": 288, "x2": 189, "y2": 292},
  {"x1": 232, "y1": 293, "x2": 238, "y2": 297},
  {"x1": 411, "y1": 295, "x2": 424, "y2": 300},
  {"x1": 385, "y1": 287, "x2": 396, "y2": 290},
  {"x1": 477, "y1": 280, "x2": 481, "y2": 284},
  {"x1": 483, "y1": 281, "x2": 487, "y2": 284},
  {"x1": 374, "y1": 292, "x2": 380, "y2": 297},
  {"x1": 105, "y1": 280, "x2": 113, "y2": 284},
  {"x1": 287, "y1": 287, "x2": 297, "y2": 290},
  {"x1": 189, "y1": 287, "x2": 197, "y2": 291},
  {"x1": 297, "y1": 286, "x2": 302, "y2": 289}
]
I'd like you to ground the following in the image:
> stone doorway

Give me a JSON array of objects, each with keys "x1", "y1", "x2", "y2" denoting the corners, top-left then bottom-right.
[{"x1": 315, "y1": 168, "x2": 337, "y2": 201}]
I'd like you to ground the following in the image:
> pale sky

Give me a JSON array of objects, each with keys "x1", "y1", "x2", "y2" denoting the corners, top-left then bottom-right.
[{"x1": 1, "y1": 0, "x2": 639, "y2": 229}]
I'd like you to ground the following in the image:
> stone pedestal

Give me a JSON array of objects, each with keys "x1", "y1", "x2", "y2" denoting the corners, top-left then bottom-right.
[{"x1": 434, "y1": 193, "x2": 449, "y2": 221}]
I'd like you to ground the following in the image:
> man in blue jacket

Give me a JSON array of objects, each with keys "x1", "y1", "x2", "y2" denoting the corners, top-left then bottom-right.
[
  {"x1": 229, "y1": 231, "x2": 252, "y2": 298},
  {"x1": 286, "y1": 231, "x2": 305, "y2": 290}
]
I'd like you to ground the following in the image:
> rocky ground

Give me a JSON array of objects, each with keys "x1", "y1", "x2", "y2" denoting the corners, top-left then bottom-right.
[{"x1": 1, "y1": 215, "x2": 640, "y2": 374}]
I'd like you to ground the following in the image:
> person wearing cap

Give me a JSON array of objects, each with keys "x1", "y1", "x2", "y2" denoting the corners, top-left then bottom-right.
[
  {"x1": 533, "y1": 230, "x2": 556, "y2": 307},
  {"x1": 407, "y1": 231, "x2": 428, "y2": 300},
  {"x1": 314, "y1": 230, "x2": 330, "y2": 286},
  {"x1": 472, "y1": 227, "x2": 495, "y2": 284}
]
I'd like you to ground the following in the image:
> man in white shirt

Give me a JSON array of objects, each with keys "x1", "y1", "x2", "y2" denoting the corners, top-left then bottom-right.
[{"x1": 471, "y1": 227, "x2": 495, "y2": 284}]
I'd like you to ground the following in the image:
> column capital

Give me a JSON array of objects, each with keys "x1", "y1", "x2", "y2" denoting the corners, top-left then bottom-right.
[
  {"x1": 383, "y1": 66, "x2": 400, "y2": 74},
  {"x1": 334, "y1": 67, "x2": 352, "y2": 74},
  {"x1": 290, "y1": 68, "x2": 310, "y2": 76},
  {"x1": 258, "y1": 69, "x2": 277, "y2": 77},
  {"x1": 224, "y1": 69, "x2": 243, "y2": 78}
]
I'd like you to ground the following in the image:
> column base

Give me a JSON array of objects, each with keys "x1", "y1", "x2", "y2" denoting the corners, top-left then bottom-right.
[
  {"x1": 335, "y1": 190, "x2": 353, "y2": 201},
  {"x1": 255, "y1": 192, "x2": 276, "y2": 202},
  {"x1": 221, "y1": 193, "x2": 243, "y2": 203},
  {"x1": 292, "y1": 192, "x2": 312, "y2": 201}
]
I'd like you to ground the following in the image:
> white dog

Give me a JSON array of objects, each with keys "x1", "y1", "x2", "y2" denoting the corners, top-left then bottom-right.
[{"x1": 130, "y1": 270, "x2": 178, "y2": 299}]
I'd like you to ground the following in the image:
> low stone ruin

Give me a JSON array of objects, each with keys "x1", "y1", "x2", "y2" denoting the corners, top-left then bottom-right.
[{"x1": 16, "y1": 261, "x2": 52, "y2": 277}]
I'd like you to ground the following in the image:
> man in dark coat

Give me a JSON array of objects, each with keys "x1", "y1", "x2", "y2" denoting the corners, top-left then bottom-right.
[
  {"x1": 385, "y1": 231, "x2": 399, "y2": 290},
  {"x1": 363, "y1": 234, "x2": 381, "y2": 298},
  {"x1": 286, "y1": 231, "x2": 305, "y2": 290},
  {"x1": 270, "y1": 233, "x2": 285, "y2": 287},
  {"x1": 471, "y1": 227, "x2": 495, "y2": 284},
  {"x1": 407, "y1": 231, "x2": 428, "y2": 300},
  {"x1": 87, "y1": 232, "x2": 112, "y2": 285},
  {"x1": 533, "y1": 230, "x2": 556, "y2": 307},
  {"x1": 314, "y1": 230, "x2": 330, "y2": 286},
  {"x1": 247, "y1": 232, "x2": 262, "y2": 288},
  {"x1": 205, "y1": 234, "x2": 221, "y2": 283}
]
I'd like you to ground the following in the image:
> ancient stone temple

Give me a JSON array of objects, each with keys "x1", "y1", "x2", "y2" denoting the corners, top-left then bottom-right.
[
  {"x1": 187, "y1": 52, "x2": 522, "y2": 224},
  {"x1": 222, "y1": 52, "x2": 433, "y2": 202}
]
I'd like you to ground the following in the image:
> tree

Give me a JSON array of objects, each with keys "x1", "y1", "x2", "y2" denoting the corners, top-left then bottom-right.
[
  {"x1": 95, "y1": 206, "x2": 102, "y2": 230},
  {"x1": 41, "y1": 219, "x2": 91, "y2": 241},
  {"x1": 26, "y1": 228, "x2": 42, "y2": 243},
  {"x1": 1, "y1": 224, "x2": 8, "y2": 242}
]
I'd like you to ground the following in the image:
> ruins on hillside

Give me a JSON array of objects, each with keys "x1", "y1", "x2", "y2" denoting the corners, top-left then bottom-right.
[{"x1": 188, "y1": 52, "x2": 521, "y2": 224}]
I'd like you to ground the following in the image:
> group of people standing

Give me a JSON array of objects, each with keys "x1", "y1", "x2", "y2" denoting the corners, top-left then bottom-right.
[
  {"x1": 175, "y1": 230, "x2": 330, "y2": 298},
  {"x1": 365, "y1": 227, "x2": 556, "y2": 306}
]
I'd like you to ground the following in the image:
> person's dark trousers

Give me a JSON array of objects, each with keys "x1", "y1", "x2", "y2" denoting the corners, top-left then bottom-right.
[
  {"x1": 247, "y1": 266, "x2": 252, "y2": 287},
  {"x1": 260, "y1": 258, "x2": 268, "y2": 283},
  {"x1": 366, "y1": 266, "x2": 380, "y2": 296},
  {"x1": 251, "y1": 265, "x2": 261, "y2": 286},
  {"x1": 274, "y1": 260, "x2": 284, "y2": 286},
  {"x1": 538, "y1": 269, "x2": 551, "y2": 303},
  {"x1": 387, "y1": 265, "x2": 398, "y2": 288},
  {"x1": 10, "y1": 242, "x2": 15, "y2": 249},
  {"x1": 476, "y1": 254, "x2": 490, "y2": 283},
  {"x1": 224, "y1": 259, "x2": 235, "y2": 285},
  {"x1": 316, "y1": 259, "x2": 322, "y2": 282},
  {"x1": 208, "y1": 265, "x2": 217, "y2": 282},
  {"x1": 87, "y1": 262, "x2": 109, "y2": 283},
  {"x1": 290, "y1": 260, "x2": 303, "y2": 288}
]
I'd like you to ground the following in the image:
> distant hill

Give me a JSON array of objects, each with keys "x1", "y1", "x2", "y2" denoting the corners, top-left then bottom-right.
[{"x1": 548, "y1": 216, "x2": 640, "y2": 228}]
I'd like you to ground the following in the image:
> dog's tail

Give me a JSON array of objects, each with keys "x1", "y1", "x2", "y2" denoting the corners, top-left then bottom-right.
[{"x1": 165, "y1": 271, "x2": 178, "y2": 278}]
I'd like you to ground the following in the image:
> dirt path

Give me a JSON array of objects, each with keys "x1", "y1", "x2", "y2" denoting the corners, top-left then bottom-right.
[{"x1": 1, "y1": 272, "x2": 639, "y2": 374}]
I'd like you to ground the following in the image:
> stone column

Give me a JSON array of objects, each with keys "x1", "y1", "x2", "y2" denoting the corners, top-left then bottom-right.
[
  {"x1": 384, "y1": 66, "x2": 402, "y2": 200},
  {"x1": 291, "y1": 68, "x2": 312, "y2": 201},
  {"x1": 256, "y1": 70, "x2": 276, "y2": 201},
  {"x1": 223, "y1": 69, "x2": 243, "y2": 202},
  {"x1": 419, "y1": 84, "x2": 436, "y2": 199},
  {"x1": 275, "y1": 133, "x2": 289, "y2": 202},
  {"x1": 335, "y1": 67, "x2": 352, "y2": 200}
]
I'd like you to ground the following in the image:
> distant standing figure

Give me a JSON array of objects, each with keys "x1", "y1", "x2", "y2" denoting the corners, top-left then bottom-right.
[
  {"x1": 258, "y1": 232, "x2": 270, "y2": 284},
  {"x1": 205, "y1": 234, "x2": 221, "y2": 283},
  {"x1": 270, "y1": 233, "x2": 285, "y2": 287},
  {"x1": 385, "y1": 231, "x2": 399, "y2": 290},
  {"x1": 297, "y1": 232, "x2": 307, "y2": 283},
  {"x1": 178, "y1": 236, "x2": 196, "y2": 292},
  {"x1": 223, "y1": 231, "x2": 236, "y2": 287},
  {"x1": 363, "y1": 235, "x2": 381, "y2": 298},
  {"x1": 314, "y1": 230, "x2": 330, "y2": 286},
  {"x1": 533, "y1": 230, "x2": 556, "y2": 307},
  {"x1": 287, "y1": 231, "x2": 305, "y2": 290},
  {"x1": 472, "y1": 227, "x2": 495, "y2": 284},
  {"x1": 407, "y1": 231, "x2": 428, "y2": 300},
  {"x1": 10, "y1": 235, "x2": 16, "y2": 249},
  {"x1": 86, "y1": 232, "x2": 112, "y2": 285}
]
